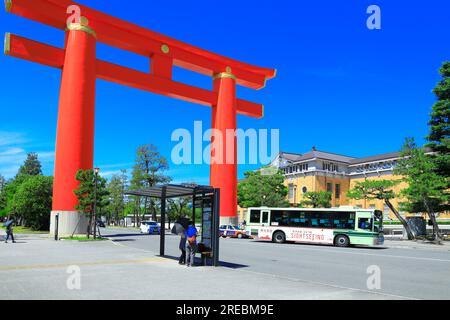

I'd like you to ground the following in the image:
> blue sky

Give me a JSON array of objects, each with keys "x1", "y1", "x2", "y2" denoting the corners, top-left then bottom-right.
[{"x1": 0, "y1": 0, "x2": 449, "y2": 183}]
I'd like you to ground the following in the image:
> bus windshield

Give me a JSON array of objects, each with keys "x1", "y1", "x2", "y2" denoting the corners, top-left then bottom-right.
[{"x1": 373, "y1": 210, "x2": 383, "y2": 233}]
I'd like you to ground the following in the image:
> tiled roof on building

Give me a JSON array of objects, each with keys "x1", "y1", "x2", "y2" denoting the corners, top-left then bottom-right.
[
  {"x1": 349, "y1": 151, "x2": 401, "y2": 165},
  {"x1": 277, "y1": 147, "x2": 415, "y2": 166}
]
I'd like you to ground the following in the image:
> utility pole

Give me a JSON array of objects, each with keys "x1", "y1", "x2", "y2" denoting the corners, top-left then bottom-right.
[{"x1": 93, "y1": 167, "x2": 99, "y2": 239}]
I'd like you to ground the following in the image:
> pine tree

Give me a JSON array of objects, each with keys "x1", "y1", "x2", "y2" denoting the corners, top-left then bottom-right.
[
  {"x1": 347, "y1": 179, "x2": 415, "y2": 239},
  {"x1": 73, "y1": 169, "x2": 109, "y2": 237},
  {"x1": 133, "y1": 144, "x2": 171, "y2": 222},
  {"x1": 395, "y1": 139, "x2": 448, "y2": 243},
  {"x1": 300, "y1": 191, "x2": 332, "y2": 208},
  {"x1": 426, "y1": 61, "x2": 450, "y2": 179},
  {"x1": 17, "y1": 152, "x2": 42, "y2": 177}
]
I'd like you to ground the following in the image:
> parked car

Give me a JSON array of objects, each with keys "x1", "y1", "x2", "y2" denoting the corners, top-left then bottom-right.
[
  {"x1": 140, "y1": 221, "x2": 161, "y2": 234},
  {"x1": 219, "y1": 225, "x2": 248, "y2": 239}
]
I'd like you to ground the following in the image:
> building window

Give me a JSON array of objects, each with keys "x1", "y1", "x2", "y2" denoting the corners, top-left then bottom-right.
[
  {"x1": 288, "y1": 184, "x2": 295, "y2": 200},
  {"x1": 335, "y1": 184, "x2": 341, "y2": 199},
  {"x1": 326, "y1": 183, "x2": 332, "y2": 194},
  {"x1": 383, "y1": 204, "x2": 390, "y2": 220},
  {"x1": 323, "y1": 162, "x2": 338, "y2": 172},
  {"x1": 302, "y1": 186, "x2": 308, "y2": 193}
]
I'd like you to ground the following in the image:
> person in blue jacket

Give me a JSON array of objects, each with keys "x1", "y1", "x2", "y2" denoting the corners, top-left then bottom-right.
[{"x1": 185, "y1": 222, "x2": 198, "y2": 267}]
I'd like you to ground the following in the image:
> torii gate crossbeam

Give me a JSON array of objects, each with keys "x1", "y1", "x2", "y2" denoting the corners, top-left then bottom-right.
[{"x1": 4, "y1": 0, "x2": 275, "y2": 235}]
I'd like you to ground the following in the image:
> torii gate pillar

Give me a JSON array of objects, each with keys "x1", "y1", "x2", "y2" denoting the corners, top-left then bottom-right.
[
  {"x1": 50, "y1": 19, "x2": 97, "y2": 236},
  {"x1": 211, "y1": 72, "x2": 238, "y2": 224}
]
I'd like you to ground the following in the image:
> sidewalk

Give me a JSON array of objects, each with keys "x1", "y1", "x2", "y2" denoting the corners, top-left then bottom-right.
[
  {"x1": 384, "y1": 239, "x2": 450, "y2": 251},
  {"x1": 0, "y1": 236, "x2": 408, "y2": 300}
]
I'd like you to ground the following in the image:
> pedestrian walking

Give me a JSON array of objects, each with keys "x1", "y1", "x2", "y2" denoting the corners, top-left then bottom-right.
[
  {"x1": 4, "y1": 219, "x2": 16, "y2": 243},
  {"x1": 178, "y1": 232, "x2": 187, "y2": 265},
  {"x1": 185, "y1": 222, "x2": 198, "y2": 267}
]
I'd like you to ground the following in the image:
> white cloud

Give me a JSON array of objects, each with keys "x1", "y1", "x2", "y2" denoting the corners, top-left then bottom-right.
[
  {"x1": 0, "y1": 132, "x2": 55, "y2": 179},
  {"x1": 0, "y1": 132, "x2": 27, "y2": 147},
  {"x1": 101, "y1": 170, "x2": 124, "y2": 178}
]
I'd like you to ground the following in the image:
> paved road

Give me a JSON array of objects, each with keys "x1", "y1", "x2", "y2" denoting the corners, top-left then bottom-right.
[{"x1": 103, "y1": 227, "x2": 450, "y2": 300}]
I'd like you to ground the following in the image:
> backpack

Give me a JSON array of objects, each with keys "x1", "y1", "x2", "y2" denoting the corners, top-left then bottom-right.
[{"x1": 187, "y1": 234, "x2": 197, "y2": 244}]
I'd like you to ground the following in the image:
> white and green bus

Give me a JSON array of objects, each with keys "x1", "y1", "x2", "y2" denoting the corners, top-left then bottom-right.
[{"x1": 245, "y1": 206, "x2": 384, "y2": 247}]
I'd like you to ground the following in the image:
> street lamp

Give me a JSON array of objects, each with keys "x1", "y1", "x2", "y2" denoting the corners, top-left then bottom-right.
[{"x1": 93, "y1": 167, "x2": 99, "y2": 239}]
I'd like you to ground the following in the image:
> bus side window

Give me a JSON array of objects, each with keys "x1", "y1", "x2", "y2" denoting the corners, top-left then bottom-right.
[
  {"x1": 347, "y1": 220, "x2": 354, "y2": 229},
  {"x1": 250, "y1": 210, "x2": 261, "y2": 224},
  {"x1": 262, "y1": 211, "x2": 269, "y2": 224}
]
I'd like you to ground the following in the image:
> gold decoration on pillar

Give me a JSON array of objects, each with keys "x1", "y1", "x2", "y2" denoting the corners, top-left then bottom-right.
[
  {"x1": 225, "y1": 66, "x2": 232, "y2": 73},
  {"x1": 66, "y1": 16, "x2": 97, "y2": 39},
  {"x1": 5, "y1": 0, "x2": 12, "y2": 12},
  {"x1": 161, "y1": 44, "x2": 170, "y2": 54},
  {"x1": 80, "y1": 16, "x2": 89, "y2": 26},
  {"x1": 4, "y1": 32, "x2": 10, "y2": 55},
  {"x1": 213, "y1": 72, "x2": 237, "y2": 80}
]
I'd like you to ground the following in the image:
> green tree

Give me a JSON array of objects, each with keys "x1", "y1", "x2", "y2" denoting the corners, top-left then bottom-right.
[
  {"x1": 129, "y1": 166, "x2": 144, "y2": 227},
  {"x1": 17, "y1": 152, "x2": 42, "y2": 177},
  {"x1": 425, "y1": 61, "x2": 450, "y2": 201},
  {"x1": 1, "y1": 152, "x2": 44, "y2": 220},
  {"x1": 167, "y1": 197, "x2": 191, "y2": 228},
  {"x1": 238, "y1": 170, "x2": 289, "y2": 208},
  {"x1": 299, "y1": 191, "x2": 332, "y2": 208},
  {"x1": 347, "y1": 179, "x2": 415, "y2": 240},
  {"x1": 132, "y1": 144, "x2": 171, "y2": 221},
  {"x1": 0, "y1": 174, "x2": 6, "y2": 216},
  {"x1": 395, "y1": 139, "x2": 449, "y2": 243},
  {"x1": 73, "y1": 169, "x2": 110, "y2": 238},
  {"x1": 11, "y1": 175, "x2": 53, "y2": 230},
  {"x1": 106, "y1": 170, "x2": 128, "y2": 225},
  {"x1": 0, "y1": 174, "x2": 30, "y2": 221}
]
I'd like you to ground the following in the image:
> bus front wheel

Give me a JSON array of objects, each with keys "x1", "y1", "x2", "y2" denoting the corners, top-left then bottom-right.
[
  {"x1": 334, "y1": 235, "x2": 350, "y2": 247},
  {"x1": 272, "y1": 231, "x2": 286, "y2": 244}
]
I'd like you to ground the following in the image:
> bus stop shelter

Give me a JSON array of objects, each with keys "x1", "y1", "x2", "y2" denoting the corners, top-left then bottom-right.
[{"x1": 126, "y1": 184, "x2": 220, "y2": 266}]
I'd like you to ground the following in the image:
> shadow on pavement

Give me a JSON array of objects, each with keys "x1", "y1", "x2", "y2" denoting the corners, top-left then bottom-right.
[
  {"x1": 162, "y1": 255, "x2": 249, "y2": 269},
  {"x1": 111, "y1": 239, "x2": 136, "y2": 242},
  {"x1": 104, "y1": 233, "x2": 151, "y2": 238}
]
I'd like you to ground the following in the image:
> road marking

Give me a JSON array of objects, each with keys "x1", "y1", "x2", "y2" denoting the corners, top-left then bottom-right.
[
  {"x1": 0, "y1": 257, "x2": 168, "y2": 272},
  {"x1": 230, "y1": 268, "x2": 419, "y2": 300}
]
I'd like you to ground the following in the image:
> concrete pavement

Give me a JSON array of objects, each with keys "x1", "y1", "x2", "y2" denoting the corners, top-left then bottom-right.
[
  {"x1": 103, "y1": 227, "x2": 450, "y2": 299},
  {"x1": 0, "y1": 229, "x2": 449, "y2": 299}
]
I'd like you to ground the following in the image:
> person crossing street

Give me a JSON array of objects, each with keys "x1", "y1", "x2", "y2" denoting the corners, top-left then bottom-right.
[{"x1": 4, "y1": 219, "x2": 16, "y2": 244}]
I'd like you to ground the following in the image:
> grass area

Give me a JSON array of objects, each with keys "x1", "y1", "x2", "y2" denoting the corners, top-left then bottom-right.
[
  {"x1": 60, "y1": 235, "x2": 107, "y2": 241},
  {"x1": 0, "y1": 226, "x2": 48, "y2": 234}
]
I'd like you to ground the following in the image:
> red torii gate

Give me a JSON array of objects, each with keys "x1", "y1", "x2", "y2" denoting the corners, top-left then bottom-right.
[{"x1": 4, "y1": 0, "x2": 275, "y2": 234}]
